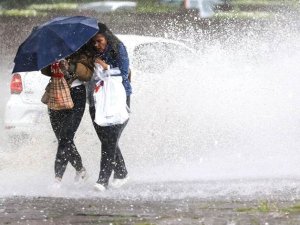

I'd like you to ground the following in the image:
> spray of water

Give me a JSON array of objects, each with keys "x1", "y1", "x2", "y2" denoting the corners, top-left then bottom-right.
[{"x1": 0, "y1": 14, "x2": 300, "y2": 199}]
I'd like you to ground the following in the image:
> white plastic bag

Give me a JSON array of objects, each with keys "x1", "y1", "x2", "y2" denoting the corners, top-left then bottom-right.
[{"x1": 93, "y1": 65, "x2": 129, "y2": 126}]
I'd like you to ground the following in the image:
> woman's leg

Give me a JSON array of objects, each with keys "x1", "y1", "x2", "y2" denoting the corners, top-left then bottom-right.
[
  {"x1": 113, "y1": 119, "x2": 128, "y2": 179},
  {"x1": 50, "y1": 85, "x2": 86, "y2": 179},
  {"x1": 62, "y1": 84, "x2": 86, "y2": 171},
  {"x1": 113, "y1": 95, "x2": 130, "y2": 178},
  {"x1": 89, "y1": 106, "x2": 125, "y2": 186},
  {"x1": 49, "y1": 109, "x2": 68, "y2": 178},
  {"x1": 62, "y1": 85, "x2": 86, "y2": 171},
  {"x1": 97, "y1": 125, "x2": 123, "y2": 186}
]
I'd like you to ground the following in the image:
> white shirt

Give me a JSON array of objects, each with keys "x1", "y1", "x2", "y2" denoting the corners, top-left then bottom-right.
[{"x1": 71, "y1": 78, "x2": 84, "y2": 88}]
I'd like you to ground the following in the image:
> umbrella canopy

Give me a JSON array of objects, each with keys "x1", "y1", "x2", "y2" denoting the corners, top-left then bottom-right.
[{"x1": 13, "y1": 16, "x2": 99, "y2": 73}]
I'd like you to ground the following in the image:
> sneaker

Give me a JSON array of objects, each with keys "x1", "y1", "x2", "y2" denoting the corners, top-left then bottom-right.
[
  {"x1": 94, "y1": 183, "x2": 106, "y2": 192},
  {"x1": 110, "y1": 176, "x2": 129, "y2": 189},
  {"x1": 75, "y1": 167, "x2": 88, "y2": 182},
  {"x1": 51, "y1": 177, "x2": 62, "y2": 189}
]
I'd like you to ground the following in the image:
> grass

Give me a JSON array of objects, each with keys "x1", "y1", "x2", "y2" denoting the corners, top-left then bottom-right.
[
  {"x1": 0, "y1": 9, "x2": 46, "y2": 16},
  {"x1": 216, "y1": 0, "x2": 300, "y2": 20},
  {"x1": 0, "y1": 0, "x2": 299, "y2": 17},
  {"x1": 136, "y1": 0, "x2": 179, "y2": 13},
  {"x1": 231, "y1": 0, "x2": 298, "y2": 5},
  {"x1": 236, "y1": 201, "x2": 278, "y2": 213},
  {"x1": 136, "y1": 5, "x2": 178, "y2": 13},
  {"x1": 134, "y1": 223, "x2": 156, "y2": 225},
  {"x1": 215, "y1": 11, "x2": 273, "y2": 19},
  {"x1": 230, "y1": 0, "x2": 300, "y2": 9},
  {"x1": 135, "y1": 0, "x2": 300, "y2": 14},
  {"x1": 28, "y1": 3, "x2": 78, "y2": 11},
  {"x1": 237, "y1": 201, "x2": 300, "y2": 216},
  {"x1": 0, "y1": 2, "x2": 78, "y2": 17},
  {"x1": 232, "y1": 0, "x2": 298, "y2": 4},
  {"x1": 283, "y1": 204, "x2": 300, "y2": 213},
  {"x1": 0, "y1": 1, "x2": 178, "y2": 15}
]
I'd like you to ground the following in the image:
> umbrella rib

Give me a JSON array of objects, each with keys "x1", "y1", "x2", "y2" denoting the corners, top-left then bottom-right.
[
  {"x1": 45, "y1": 20, "x2": 98, "y2": 52},
  {"x1": 43, "y1": 26, "x2": 76, "y2": 52},
  {"x1": 32, "y1": 27, "x2": 76, "y2": 69}
]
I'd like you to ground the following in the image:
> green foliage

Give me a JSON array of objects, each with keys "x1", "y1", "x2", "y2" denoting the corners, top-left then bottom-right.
[
  {"x1": 236, "y1": 207, "x2": 254, "y2": 212},
  {"x1": 0, "y1": 2, "x2": 78, "y2": 16},
  {"x1": 283, "y1": 204, "x2": 300, "y2": 213},
  {"x1": 236, "y1": 200, "x2": 278, "y2": 213},
  {"x1": 257, "y1": 200, "x2": 272, "y2": 212},
  {"x1": 215, "y1": 11, "x2": 273, "y2": 19},
  {"x1": 28, "y1": 3, "x2": 78, "y2": 11},
  {"x1": 230, "y1": 0, "x2": 299, "y2": 8},
  {"x1": 0, "y1": 0, "x2": 298, "y2": 18},
  {"x1": 238, "y1": 202, "x2": 300, "y2": 215},
  {"x1": 0, "y1": 0, "x2": 87, "y2": 9},
  {"x1": 0, "y1": 9, "x2": 46, "y2": 16},
  {"x1": 134, "y1": 223, "x2": 156, "y2": 225},
  {"x1": 136, "y1": 0, "x2": 178, "y2": 13}
]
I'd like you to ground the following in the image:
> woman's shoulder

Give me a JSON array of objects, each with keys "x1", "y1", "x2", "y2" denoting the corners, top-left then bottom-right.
[
  {"x1": 118, "y1": 42, "x2": 126, "y2": 49},
  {"x1": 117, "y1": 42, "x2": 128, "y2": 55}
]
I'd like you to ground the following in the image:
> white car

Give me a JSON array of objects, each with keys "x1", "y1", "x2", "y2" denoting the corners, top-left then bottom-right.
[{"x1": 4, "y1": 34, "x2": 195, "y2": 145}]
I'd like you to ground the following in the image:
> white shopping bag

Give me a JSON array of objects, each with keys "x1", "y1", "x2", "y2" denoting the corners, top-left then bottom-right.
[{"x1": 93, "y1": 65, "x2": 129, "y2": 126}]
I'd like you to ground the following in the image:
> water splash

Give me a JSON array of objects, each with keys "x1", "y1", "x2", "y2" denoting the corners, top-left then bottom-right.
[{"x1": 0, "y1": 13, "x2": 300, "y2": 199}]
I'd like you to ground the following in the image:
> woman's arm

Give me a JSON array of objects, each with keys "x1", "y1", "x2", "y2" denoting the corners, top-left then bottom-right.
[
  {"x1": 41, "y1": 60, "x2": 69, "y2": 77},
  {"x1": 41, "y1": 65, "x2": 51, "y2": 76},
  {"x1": 116, "y1": 43, "x2": 129, "y2": 80},
  {"x1": 95, "y1": 58, "x2": 110, "y2": 70}
]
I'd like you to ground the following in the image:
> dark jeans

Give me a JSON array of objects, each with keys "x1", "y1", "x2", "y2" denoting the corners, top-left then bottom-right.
[
  {"x1": 49, "y1": 84, "x2": 86, "y2": 178},
  {"x1": 89, "y1": 96, "x2": 130, "y2": 186}
]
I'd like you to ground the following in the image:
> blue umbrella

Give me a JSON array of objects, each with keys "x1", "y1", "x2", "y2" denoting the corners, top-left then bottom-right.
[{"x1": 13, "y1": 16, "x2": 99, "y2": 73}]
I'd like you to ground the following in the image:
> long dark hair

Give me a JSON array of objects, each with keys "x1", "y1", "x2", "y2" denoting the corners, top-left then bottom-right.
[{"x1": 95, "y1": 23, "x2": 122, "y2": 59}]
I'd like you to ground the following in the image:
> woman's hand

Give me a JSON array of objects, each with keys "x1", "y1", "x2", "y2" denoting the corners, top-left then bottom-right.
[
  {"x1": 50, "y1": 61, "x2": 64, "y2": 78},
  {"x1": 95, "y1": 58, "x2": 109, "y2": 70},
  {"x1": 59, "y1": 59, "x2": 70, "y2": 72}
]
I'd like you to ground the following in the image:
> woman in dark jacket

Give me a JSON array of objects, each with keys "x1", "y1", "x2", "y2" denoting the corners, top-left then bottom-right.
[
  {"x1": 87, "y1": 23, "x2": 132, "y2": 191},
  {"x1": 41, "y1": 47, "x2": 94, "y2": 187}
]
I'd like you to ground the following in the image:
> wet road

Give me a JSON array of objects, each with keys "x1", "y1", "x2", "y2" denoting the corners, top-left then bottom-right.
[{"x1": 1, "y1": 196, "x2": 300, "y2": 225}]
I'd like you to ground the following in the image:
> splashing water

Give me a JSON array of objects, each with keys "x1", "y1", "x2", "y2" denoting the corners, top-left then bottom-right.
[{"x1": 0, "y1": 15, "x2": 300, "y2": 200}]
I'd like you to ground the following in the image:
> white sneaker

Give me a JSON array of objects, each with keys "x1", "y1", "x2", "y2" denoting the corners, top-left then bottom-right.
[
  {"x1": 75, "y1": 167, "x2": 88, "y2": 182},
  {"x1": 94, "y1": 183, "x2": 106, "y2": 192},
  {"x1": 110, "y1": 176, "x2": 129, "y2": 189},
  {"x1": 51, "y1": 177, "x2": 62, "y2": 189}
]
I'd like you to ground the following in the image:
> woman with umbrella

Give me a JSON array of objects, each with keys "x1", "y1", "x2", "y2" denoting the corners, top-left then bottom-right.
[
  {"x1": 12, "y1": 16, "x2": 99, "y2": 187},
  {"x1": 87, "y1": 23, "x2": 132, "y2": 191},
  {"x1": 41, "y1": 46, "x2": 94, "y2": 187}
]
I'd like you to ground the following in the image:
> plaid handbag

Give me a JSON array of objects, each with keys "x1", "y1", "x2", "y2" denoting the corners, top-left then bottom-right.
[
  {"x1": 47, "y1": 62, "x2": 74, "y2": 110},
  {"x1": 41, "y1": 82, "x2": 51, "y2": 104}
]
